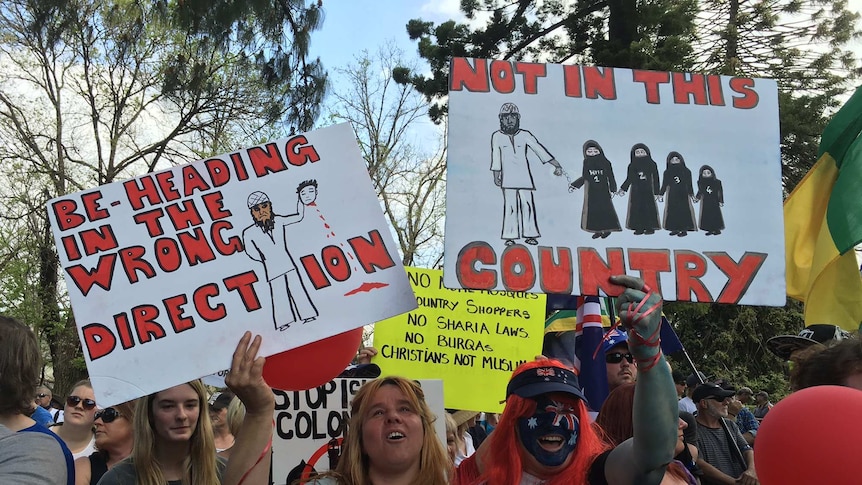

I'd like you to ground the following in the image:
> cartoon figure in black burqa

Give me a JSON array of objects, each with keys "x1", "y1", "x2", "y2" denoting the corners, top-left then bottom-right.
[
  {"x1": 568, "y1": 140, "x2": 621, "y2": 239},
  {"x1": 617, "y1": 143, "x2": 661, "y2": 235},
  {"x1": 659, "y1": 151, "x2": 697, "y2": 237},
  {"x1": 694, "y1": 164, "x2": 725, "y2": 235}
]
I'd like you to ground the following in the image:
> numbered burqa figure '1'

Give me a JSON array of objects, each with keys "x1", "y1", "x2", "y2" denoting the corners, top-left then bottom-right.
[
  {"x1": 490, "y1": 102, "x2": 564, "y2": 246},
  {"x1": 242, "y1": 191, "x2": 319, "y2": 331},
  {"x1": 569, "y1": 140, "x2": 621, "y2": 239},
  {"x1": 695, "y1": 164, "x2": 725, "y2": 235},
  {"x1": 620, "y1": 143, "x2": 661, "y2": 235},
  {"x1": 659, "y1": 151, "x2": 697, "y2": 237}
]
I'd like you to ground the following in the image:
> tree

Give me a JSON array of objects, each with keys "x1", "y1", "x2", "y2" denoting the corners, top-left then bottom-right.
[
  {"x1": 395, "y1": 0, "x2": 698, "y2": 122},
  {"x1": 0, "y1": 0, "x2": 327, "y2": 397},
  {"x1": 326, "y1": 42, "x2": 446, "y2": 268},
  {"x1": 690, "y1": 0, "x2": 860, "y2": 192}
]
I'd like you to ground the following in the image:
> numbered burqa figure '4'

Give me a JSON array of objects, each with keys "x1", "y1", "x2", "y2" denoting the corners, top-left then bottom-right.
[
  {"x1": 569, "y1": 140, "x2": 621, "y2": 239},
  {"x1": 659, "y1": 151, "x2": 697, "y2": 237},
  {"x1": 695, "y1": 164, "x2": 725, "y2": 235},
  {"x1": 490, "y1": 102, "x2": 564, "y2": 246},
  {"x1": 619, "y1": 143, "x2": 661, "y2": 235}
]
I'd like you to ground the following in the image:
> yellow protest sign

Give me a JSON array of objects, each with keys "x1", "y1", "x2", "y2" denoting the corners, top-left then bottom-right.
[{"x1": 373, "y1": 267, "x2": 546, "y2": 412}]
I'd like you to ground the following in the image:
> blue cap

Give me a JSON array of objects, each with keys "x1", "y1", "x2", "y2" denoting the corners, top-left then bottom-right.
[
  {"x1": 506, "y1": 363, "x2": 586, "y2": 403},
  {"x1": 602, "y1": 328, "x2": 628, "y2": 354}
]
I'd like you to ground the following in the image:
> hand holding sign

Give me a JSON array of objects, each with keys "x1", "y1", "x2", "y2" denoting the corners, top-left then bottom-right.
[{"x1": 610, "y1": 274, "x2": 663, "y2": 371}]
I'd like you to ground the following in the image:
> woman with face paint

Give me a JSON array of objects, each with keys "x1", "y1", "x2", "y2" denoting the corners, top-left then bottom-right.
[
  {"x1": 568, "y1": 140, "x2": 622, "y2": 239},
  {"x1": 455, "y1": 275, "x2": 680, "y2": 485},
  {"x1": 659, "y1": 152, "x2": 697, "y2": 237},
  {"x1": 694, "y1": 165, "x2": 724, "y2": 235},
  {"x1": 618, "y1": 144, "x2": 661, "y2": 235}
]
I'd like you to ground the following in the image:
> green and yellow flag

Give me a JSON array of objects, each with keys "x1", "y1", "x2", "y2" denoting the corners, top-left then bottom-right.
[{"x1": 785, "y1": 88, "x2": 862, "y2": 331}]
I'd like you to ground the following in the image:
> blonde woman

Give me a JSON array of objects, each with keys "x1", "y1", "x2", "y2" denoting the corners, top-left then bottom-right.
[
  {"x1": 74, "y1": 400, "x2": 136, "y2": 485},
  {"x1": 51, "y1": 380, "x2": 97, "y2": 460},
  {"x1": 98, "y1": 332, "x2": 274, "y2": 485},
  {"x1": 309, "y1": 376, "x2": 450, "y2": 485}
]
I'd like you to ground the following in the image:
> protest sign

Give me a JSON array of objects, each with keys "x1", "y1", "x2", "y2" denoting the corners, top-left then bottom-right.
[
  {"x1": 374, "y1": 267, "x2": 545, "y2": 413},
  {"x1": 47, "y1": 123, "x2": 417, "y2": 406},
  {"x1": 443, "y1": 58, "x2": 784, "y2": 306},
  {"x1": 271, "y1": 378, "x2": 445, "y2": 484}
]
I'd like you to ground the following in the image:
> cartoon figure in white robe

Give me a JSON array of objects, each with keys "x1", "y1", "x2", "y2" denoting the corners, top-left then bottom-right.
[
  {"x1": 242, "y1": 191, "x2": 318, "y2": 331},
  {"x1": 491, "y1": 102, "x2": 564, "y2": 246}
]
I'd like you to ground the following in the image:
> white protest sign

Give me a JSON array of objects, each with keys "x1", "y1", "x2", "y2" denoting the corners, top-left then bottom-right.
[
  {"x1": 47, "y1": 123, "x2": 417, "y2": 406},
  {"x1": 271, "y1": 379, "x2": 446, "y2": 484},
  {"x1": 444, "y1": 58, "x2": 784, "y2": 306}
]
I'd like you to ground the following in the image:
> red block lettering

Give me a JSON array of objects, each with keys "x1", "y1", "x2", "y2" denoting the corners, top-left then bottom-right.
[
  {"x1": 489, "y1": 60, "x2": 515, "y2": 94},
  {"x1": 515, "y1": 62, "x2": 546, "y2": 94},
  {"x1": 674, "y1": 250, "x2": 713, "y2": 302},
  {"x1": 119, "y1": 246, "x2": 156, "y2": 284},
  {"x1": 81, "y1": 191, "x2": 109, "y2": 222},
  {"x1": 194, "y1": 283, "x2": 226, "y2": 322},
  {"x1": 165, "y1": 200, "x2": 204, "y2": 231},
  {"x1": 706, "y1": 75, "x2": 725, "y2": 106},
  {"x1": 181, "y1": 165, "x2": 211, "y2": 196},
  {"x1": 79, "y1": 225, "x2": 119, "y2": 256},
  {"x1": 248, "y1": 143, "x2": 288, "y2": 176},
  {"x1": 632, "y1": 70, "x2": 670, "y2": 104},
  {"x1": 211, "y1": 221, "x2": 243, "y2": 256},
  {"x1": 155, "y1": 171, "x2": 181, "y2": 202},
  {"x1": 205, "y1": 158, "x2": 231, "y2": 187},
  {"x1": 672, "y1": 72, "x2": 707, "y2": 105},
  {"x1": 537, "y1": 246, "x2": 573, "y2": 294},
  {"x1": 285, "y1": 135, "x2": 321, "y2": 167},
  {"x1": 321, "y1": 245, "x2": 351, "y2": 282},
  {"x1": 578, "y1": 247, "x2": 626, "y2": 296},
  {"x1": 300, "y1": 254, "x2": 331, "y2": 289},
  {"x1": 177, "y1": 227, "x2": 217, "y2": 266},
  {"x1": 124, "y1": 176, "x2": 163, "y2": 210},
  {"x1": 450, "y1": 58, "x2": 490, "y2": 92},
  {"x1": 730, "y1": 78, "x2": 758, "y2": 109},
  {"x1": 584, "y1": 67, "x2": 616, "y2": 100},
  {"x1": 348, "y1": 230, "x2": 396, "y2": 273},
  {"x1": 163, "y1": 294, "x2": 195, "y2": 333},
  {"x1": 456, "y1": 241, "x2": 497, "y2": 290},
  {"x1": 500, "y1": 245, "x2": 535, "y2": 292},
  {"x1": 81, "y1": 323, "x2": 116, "y2": 360},
  {"x1": 705, "y1": 251, "x2": 767, "y2": 304},
  {"x1": 131, "y1": 305, "x2": 166, "y2": 343},
  {"x1": 224, "y1": 271, "x2": 262, "y2": 311},
  {"x1": 51, "y1": 199, "x2": 85, "y2": 231},
  {"x1": 202, "y1": 192, "x2": 232, "y2": 220},
  {"x1": 154, "y1": 238, "x2": 182, "y2": 272},
  {"x1": 66, "y1": 254, "x2": 117, "y2": 296},
  {"x1": 628, "y1": 249, "x2": 671, "y2": 296}
]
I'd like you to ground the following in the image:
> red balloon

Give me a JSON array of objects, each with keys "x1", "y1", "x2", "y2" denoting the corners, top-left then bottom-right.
[
  {"x1": 754, "y1": 385, "x2": 862, "y2": 484},
  {"x1": 262, "y1": 328, "x2": 363, "y2": 391}
]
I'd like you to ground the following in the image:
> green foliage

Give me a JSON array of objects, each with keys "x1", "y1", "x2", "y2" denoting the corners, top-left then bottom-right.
[
  {"x1": 401, "y1": 0, "x2": 699, "y2": 123},
  {"x1": 665, "y1": 299, "x2": 804, "y2": 399}
]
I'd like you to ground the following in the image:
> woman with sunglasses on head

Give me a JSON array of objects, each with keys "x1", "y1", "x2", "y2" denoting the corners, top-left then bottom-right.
[
  {"x1": 74, "y1": 400, "x2": 136, "y2": 485},
  {"x1": 51, "y1": 379, "x2": 98, "y2": 460},
  {"x1": 97, "y1": 332, "x2": 274, "y2": 485}
]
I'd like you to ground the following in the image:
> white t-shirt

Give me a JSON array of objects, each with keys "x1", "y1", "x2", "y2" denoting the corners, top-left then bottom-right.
[{"x1": 678, "y1": 396, "x2": 697, "y2": 414}]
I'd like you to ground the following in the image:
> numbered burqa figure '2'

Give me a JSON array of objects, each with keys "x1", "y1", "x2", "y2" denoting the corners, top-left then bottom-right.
[
  {"x1": 242, "y1": 191, "x2": 319, "y2": 331},
  {"x1": 568, "y1": 140, "x2": 621, "y2": 239},
  {"x1": 695, "y1": 164, "x2": 725, "y2": 235},
  {"x1": 490, "y1": 102, "x2": 564, "y2": 246},
  {"x1": 619, "y1": 143, "x2": 661, "y2": 235},
  {"x1": 659, "y1": 151, "x2": 697, "y2": 237}
]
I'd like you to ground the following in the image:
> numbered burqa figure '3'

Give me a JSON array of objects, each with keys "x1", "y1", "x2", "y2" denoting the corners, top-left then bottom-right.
[
  {"x1": 568, "y1": 140, "x2": 621, "y2": 239},
  {"x1": 619, "y1": 143, "x2": 661, "y2": 235},
  {"x1": 695, "y1": 164, "x2": 725, "y2": 235},
  {"x1": 242, "y1": 191, "x2": 318, "y2": 331},
  {"x1": 659, "y1": 151, "x2": 697, "y2": 237},
  {"x1": 490, "y1": 102, "x2": 564, "y2": 246}
]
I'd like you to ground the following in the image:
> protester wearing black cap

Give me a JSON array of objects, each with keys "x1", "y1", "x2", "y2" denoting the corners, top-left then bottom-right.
[
  {"x1": 678, "y1": 371, "x2": 706, "y2": 415},
  {"x1": 766, "y1": 324, "x2": 851, "y2": 361},
  {"x1": 693, "y1": 383, "x2": 758, "y2": 484}
]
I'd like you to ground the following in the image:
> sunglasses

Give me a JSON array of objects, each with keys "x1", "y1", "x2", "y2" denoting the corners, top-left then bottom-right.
[
  {"x1": 94, "y1": 407, "x2": 122, "y2": 423},
  {"x1": 36, "y1": 393, "x2": 49, "y2": 398},
  {"x1": 605, "y1": 352, "x2": 634, "y2": 364},
  {"x1": 66, "y1": 396, "x2": 97, "y2": 410},
  {"x1": 707, "y1": 396, "x2": 730, "y2": 402}
]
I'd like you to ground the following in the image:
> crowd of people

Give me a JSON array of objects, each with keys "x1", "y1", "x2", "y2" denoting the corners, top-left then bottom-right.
[{"x1": 3, "y1": 275, "x2": 860, "y2": 485}]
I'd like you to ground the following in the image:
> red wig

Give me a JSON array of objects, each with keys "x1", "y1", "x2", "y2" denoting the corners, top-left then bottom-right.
[
  {"x1": 471, "y1": 358, "x2": 609, "y2": 485},
  {"x1": 595, "y1": 383, "x2": 636, "y2": 446}
]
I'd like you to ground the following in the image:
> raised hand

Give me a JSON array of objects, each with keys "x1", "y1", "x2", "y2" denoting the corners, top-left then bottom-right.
[
  {"x1": 609, "y1": 275, "x2": 663, "y2": 371},
  {"x1": 225, "y1": 332, "x2": 274, "y2": 416}
]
